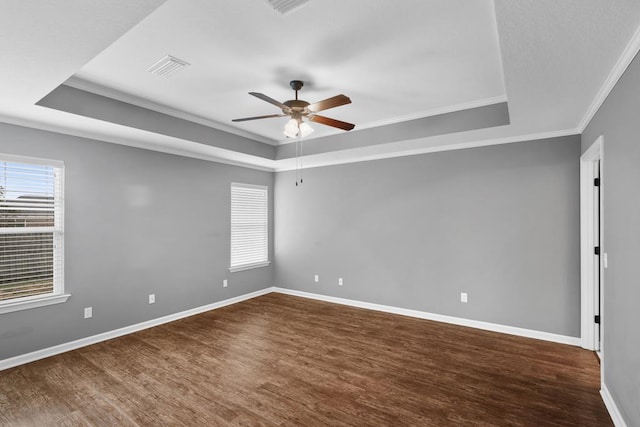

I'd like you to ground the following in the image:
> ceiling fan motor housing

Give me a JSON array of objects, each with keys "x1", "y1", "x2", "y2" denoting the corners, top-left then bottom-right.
[{"x1": 283, "y1": 99, "x2": 311, "y2": 118}]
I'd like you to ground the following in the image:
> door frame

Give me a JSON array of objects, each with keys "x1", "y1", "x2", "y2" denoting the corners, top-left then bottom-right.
[{"x1": 580, "y1": 136, "x2": 603, "y2": 352}]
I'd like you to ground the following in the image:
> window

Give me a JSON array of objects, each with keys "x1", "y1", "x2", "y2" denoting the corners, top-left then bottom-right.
[
  {"x1": 0, "y1": 154, "x2": 67, "y2": 314},
  {"x1": 230, "y1": 183, "x2": 269, "y2": 272}
]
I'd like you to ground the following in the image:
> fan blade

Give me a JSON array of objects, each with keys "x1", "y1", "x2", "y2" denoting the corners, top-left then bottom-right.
[
  {"x1": 309, "y1": 115, "x2": 355, "y2": 131},
  {"x1": 249, "y1": 92, "x2": 291, "y2": 113},
  {"x1": 307, "y1": 94, "x2": 351, "y2": 113},
  {"x1": 232, "y1": 114, "x2": 286, "y2": 122}
]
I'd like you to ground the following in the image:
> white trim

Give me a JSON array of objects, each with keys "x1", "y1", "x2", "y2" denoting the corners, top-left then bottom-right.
[
  {"x1": 2, "y1": 285, "x2": 626, "y2": 423},
  {"x1": 580, "y1": 136, "x2": 603, "y2": 350},
  {"x1": 67, "y1": 76, "x2": 507, "y2": 148},
  {"x1": 274, "y1": 128, "x2": 579, "y2": 172},
  {"x1": 0, "y1": 286, "x2": 589, "y2": 372},
  {"x1": 0, "y1": 155, "x2": 67, "y2": 312},
  {"x1": 0, "y1": 115, "x2": 277, "y2": 172},
  {"x1": 271, "y1": 287, "x2": 581, "y2": 346},
  {"x1": 229, "y1": 261, "x2": 271, "y2": 273},
  {"x1": 230, "y1": 182, "x2": 268, "y2": 191},
  {"x1": 275, "y1": 95, "x2": 509, "y2": 145},
  {"x1": 0, "y1": 112, "x2": 579, "y2": 173},
  {"x1": 601, "y1": 384, "x2": 628, "y2": 427},
  {"x1": 229, "y1": 183, "x2": 269, "y2": 271},
  {"x1": 0, "y1": 152, "x2": 64, "y2": 168},
  {"x1": 64, "y1": 77, "x2": 276, "y2": 146},
  {"x1": 578, "y1": 24, "x2": 640, "y2": 132},
  {"x1": 1, "y1": 109, "x2": 579, "y2": 174},
  {"x1": 0, "y1": 288, "x2": 271, "y2": 371},
  {"x1": 0, "y1": 294, "x2": 70, "y2": 315},
  {"x1": 56, "y1": 163, "x2": 65, "y2": 297}
]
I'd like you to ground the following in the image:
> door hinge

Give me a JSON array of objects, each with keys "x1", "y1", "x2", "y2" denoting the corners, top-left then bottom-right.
[
  {"x1": 594, "y1": 178, "x2": 600, "y2": 186},
  {"x1": 594, "y1": 315, "x2": 600, "y2": 324},
  {"x1": 594, "y1": 246, "x2": 600, "y2": 255}
]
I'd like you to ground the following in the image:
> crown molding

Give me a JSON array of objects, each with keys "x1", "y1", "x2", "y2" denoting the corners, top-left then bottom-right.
[
  {"x1": 275, "y1": 95, "x2": 509, "y2": 145},
  {"x1": 2, "y1": 106, "x2": 577, "y2": 174},
  {"x1": 0, "y1": 112, "x2": 277, "y2": 172},
  {"x1": 578, "y1": 23, "x2": 640, "y2": 132},
  {"x1": 274, "y1": 128, "x2": 579, "y2": 171},
  {"x1": 67, "y1": 75, "x2": 507, "y2": 149},
  {"x1": 64, "y1": 76, "x2": 276, "y2": 146}
]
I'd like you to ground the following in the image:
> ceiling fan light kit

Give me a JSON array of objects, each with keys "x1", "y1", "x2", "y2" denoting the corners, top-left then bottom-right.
[
  {"x1": 232, "y1": 80, "x2": 355, "y2": 138},
  {"x1": 298, "y1": 122, "x2": 314, "y2": 137},
  {"x1": 284, "y1": 118, "x2": 314, "y2": 138}
]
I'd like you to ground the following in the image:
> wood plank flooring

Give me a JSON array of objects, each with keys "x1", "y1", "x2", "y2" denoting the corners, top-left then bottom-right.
[{"x1": 0, "y1": 293, "x2": 611, "y2": 426}]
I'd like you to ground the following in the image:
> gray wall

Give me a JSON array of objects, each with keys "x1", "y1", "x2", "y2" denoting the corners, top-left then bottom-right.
[
  {"x1": 0, "y1": 123, "x2": 273, "y2": 360},
  {"x1": 582, "y1": 52, "x2": 640, "y2": 425},
  {"x1": 274, "y1": 136, "x2": 581, "y2": 337}
]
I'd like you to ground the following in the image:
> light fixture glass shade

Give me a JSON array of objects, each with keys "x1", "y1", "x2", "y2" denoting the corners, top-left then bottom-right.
[
  {"x1": 298, "y1": 122, "x2": 314, "y2": 137},
  {"x1": 283, "y1": 118, "x2": 299, "y2": 138}
]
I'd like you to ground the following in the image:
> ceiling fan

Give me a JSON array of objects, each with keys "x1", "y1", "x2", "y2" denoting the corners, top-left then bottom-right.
[{"x1": 232, "y1": 80, "x2": 355, "y2": 138}]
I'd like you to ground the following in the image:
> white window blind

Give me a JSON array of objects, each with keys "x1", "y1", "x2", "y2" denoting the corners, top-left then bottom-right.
[
  {"x1": 0, "y1": 155, "x2": 64, "y2": 305},
  {"x1": 230, "y1": 183, "x2": 269, "y2": 272}
]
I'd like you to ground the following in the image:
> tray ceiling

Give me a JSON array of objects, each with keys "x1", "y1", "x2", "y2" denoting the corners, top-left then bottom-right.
[{"x1": 1, "y1": 0, "x2": 640, "y2": 170}]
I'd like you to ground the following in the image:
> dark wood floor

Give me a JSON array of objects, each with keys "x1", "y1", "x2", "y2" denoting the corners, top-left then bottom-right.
[{"x1": 0, "y1": 293, "x2": 611, "y2": 426}]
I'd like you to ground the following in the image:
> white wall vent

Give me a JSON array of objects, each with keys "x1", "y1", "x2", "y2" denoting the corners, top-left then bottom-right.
[
  {"x1": 146, "y1": 55, "x2": 190, "y2": 77},
  {"x1": 264, "y1": 0, "x2": 310, "y2": 15}
]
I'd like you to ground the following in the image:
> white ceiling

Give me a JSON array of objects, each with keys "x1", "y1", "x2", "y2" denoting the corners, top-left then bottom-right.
[
  {"x1": 71, "y1": 0, "x2": 506, "y2": 143},
  {"x1": 1, "y1": 0, "x2": 640, "y2": 171}
]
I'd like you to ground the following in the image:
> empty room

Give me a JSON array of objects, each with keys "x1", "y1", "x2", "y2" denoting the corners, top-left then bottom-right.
[{"x1": 1, "y1": 0, "x2": 638, "y2": 425}]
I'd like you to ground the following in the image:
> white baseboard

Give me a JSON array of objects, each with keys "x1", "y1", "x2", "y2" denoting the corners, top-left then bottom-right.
[
  {"x1": 271, "y1": 287, "x2": 581, "y2": 346},
  {"x1": 0, "y1": 286, "x2": 584, "y2": 372},
  {"x1": 5, "y1": 285, "x2": 623, "y2": 423},
  {"x1": 601, "y1": 384, "x2": 628, "y2": 427},
  {"x1": 0, "y1": 288, "x2": 272, "y2": 372}
]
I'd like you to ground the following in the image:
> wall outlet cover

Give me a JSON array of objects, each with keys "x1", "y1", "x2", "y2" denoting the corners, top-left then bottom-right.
[
  {"x1": 460, "y1": 293, "x2": 468, "y2": 303},
  {"x1": 84, "y1": 307, "x2": 92, "y2": 318},
  {"x1": 149, "y1": 294, "x2": 155, "y2": 304}
]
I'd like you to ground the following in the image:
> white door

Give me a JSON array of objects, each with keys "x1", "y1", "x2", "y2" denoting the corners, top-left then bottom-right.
[
  {"x1": 593, "y1": 160, "x2": 601, "y2": 351},
  {"x1": 580, "y1": 136, "x2": 603, "y2": 352}
]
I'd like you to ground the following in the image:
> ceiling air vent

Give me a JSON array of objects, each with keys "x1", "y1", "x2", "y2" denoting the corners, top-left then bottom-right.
[
  {"x1": 264, "y1": 0, "x2": 310, "y2": 15},
  {"x1": 146, "y1": 55, "x2": 190, "y2": 77}
]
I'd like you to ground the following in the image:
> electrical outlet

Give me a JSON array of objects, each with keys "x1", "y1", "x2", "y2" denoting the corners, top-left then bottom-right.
[
  {"x1": 460, "y1": 292, "x2": 468, "y2": 303},
  {"x1": 149, "y1": 294, "x2": 155, "y2": 304},
  {"x1": 338, "y1": 277, "x2": 343, "y2": 286},
  {"x1": 314, "y1": 274, "x2": 319, "y2": 283},
  {"x1": 223, "y1": 279, "x2": 228, "y2": 288},
  {"x1": 603, "y1": 253, "x2": 608, "y2": 269},
  {"x1": 84, "y1": 307, "x2": 92, "y2": 319}
]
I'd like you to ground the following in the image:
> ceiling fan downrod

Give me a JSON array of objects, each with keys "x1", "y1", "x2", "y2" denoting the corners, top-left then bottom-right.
[{"x1": 290, "y1": 80, "x2": 303, "y2": 101}]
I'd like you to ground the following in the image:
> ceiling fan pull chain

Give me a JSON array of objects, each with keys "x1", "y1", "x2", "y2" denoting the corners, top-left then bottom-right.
[
  {"x1": 295, "y1": 135, "x2": 300, "y2": 186},
  {"x1": 300, "y1": 136, "x2": 304, "y2": 184}
]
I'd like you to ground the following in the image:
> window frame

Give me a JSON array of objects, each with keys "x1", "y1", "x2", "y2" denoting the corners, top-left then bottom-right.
[
  {"x1": 0, "y1": 153, "x2": 69, "y2": 314},
  {"x1": 229, "y1": 182, "x2": 270, "y2": 273}
]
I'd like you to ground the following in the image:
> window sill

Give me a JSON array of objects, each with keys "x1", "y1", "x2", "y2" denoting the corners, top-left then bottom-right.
[
  {"x1": 0, "y1": 294, "x2": 71, "y2": 314},
  {"x1": 229, "y1": 261, "x2": 271, "y2": 273}
]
